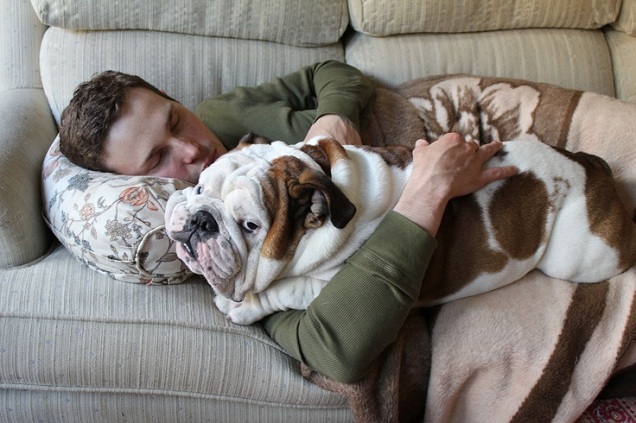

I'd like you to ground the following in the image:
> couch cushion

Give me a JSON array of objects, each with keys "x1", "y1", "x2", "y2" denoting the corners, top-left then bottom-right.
[
  {"x1": 42, "y1": 137, "x2": 193, "y2": 284},
  {"x1": 0, "y1": 245, "x2": 352, "y2": 421},
  {"x1": 40, "y1": 27, "x2": 344, "y2": 124},
  {"x1": 348, "y1": 0, "x2": 621, "y2": 36},
  {"x1": 30, "y1": 0, "x2": 348, "y2": 47},
  {"x1": 606, "y1": 28, "x2": 636, "y2": 103},
  {"x1": 613, "y1": 0, "x2": 636, "y2": 35},
  {"x1": 345, "y1": 29, "x2": 616, "y2": 96}
]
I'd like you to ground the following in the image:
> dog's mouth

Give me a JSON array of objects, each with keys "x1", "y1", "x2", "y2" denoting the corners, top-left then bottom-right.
[
  {"x1": 170, "y1": 208, "x2": 244, "y2": 299},
  {"x1": 181, "y1": 240, "x2": 196, "y2": 259},
  {"x1": 171, "y1": 209, "x2": 220, "y2": 260}
]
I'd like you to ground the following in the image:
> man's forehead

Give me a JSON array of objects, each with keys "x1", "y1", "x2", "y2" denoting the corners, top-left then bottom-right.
[{"x1": 103, "y1": 88, "x2": 172, "y2": 174}]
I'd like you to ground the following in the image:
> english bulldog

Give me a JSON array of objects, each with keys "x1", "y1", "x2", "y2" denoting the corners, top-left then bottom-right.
[{"x1": 165, "y1": 134, "x2": 636, "y2": 324}]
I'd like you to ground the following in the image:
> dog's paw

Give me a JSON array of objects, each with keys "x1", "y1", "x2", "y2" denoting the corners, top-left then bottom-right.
[
  {"x1": 214, "y1": 295, "x2": 241, "y2": 316},
  {"x1": 214, "y1": 294, "x2": 267, "y2": 325},
  {"x1": 226, "y1": 304, "x2": 264, "y2": 325}
]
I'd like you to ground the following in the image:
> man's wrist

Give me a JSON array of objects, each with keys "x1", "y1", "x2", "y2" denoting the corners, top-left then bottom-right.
[
  {"x1": 393, "y1": 189, "x2": 449, "y2": 237},
  {"x1": 305, "y1": 114, "x2": 362, "y2": 145}
]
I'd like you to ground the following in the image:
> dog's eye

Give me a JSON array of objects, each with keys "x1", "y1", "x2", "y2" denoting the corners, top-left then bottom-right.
[
  {"x1": 195, "y1": 185, "x2": 203, "y2": 195},
  {"x1": 241, "y1": 221, "x2": 259, "y2": 232}
]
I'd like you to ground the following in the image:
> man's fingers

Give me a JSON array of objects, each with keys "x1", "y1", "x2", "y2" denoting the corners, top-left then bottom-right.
[
  {"x1": 481, "y1": 165, "x2": 518, "y2": 184},
  {"x1": 478, "y1": 140, "x2": 504, "y2": 159},
  {"x1": 415, "y1": 138, "x2": 430, "y2": 147},
  {"x1": 476, "y1": 141, "x2": 518, "y2": 187}
]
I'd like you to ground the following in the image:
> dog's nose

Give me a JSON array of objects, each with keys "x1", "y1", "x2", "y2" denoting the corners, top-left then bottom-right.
[
  {"x1": 187, "y1": 210, "x2": 219, "y2": 236},
  {"x1": 170, "y1": 210, "x2": 220, "y2": 259}
]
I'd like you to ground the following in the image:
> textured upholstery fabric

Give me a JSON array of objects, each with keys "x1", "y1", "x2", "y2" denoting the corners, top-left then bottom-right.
[
  {"x1": 0, "y1": 245, "x2": 352, "y2": 421},
  {"x1": 345, "y1": 29, "x2": 615, "y2": 95},
  {"x1": 614, "y1": 0, "x2": 636, "y2": 34},
  {"x1": 30, "y1": 0, "x2": 349, "y2": 47},
  {"x1": 348, "y1": 0, "x2": 621, "y2": 36},
  {"x1": 0, "y1": 88, "x2": 56, "y2": 268},
  {"x1": 605, "y1": 28, "x2": 636, "y2": 103},
  {"x1": 40, "y1": 27, "x2": 344, "y2": 123},
  {"x1": 0, "y1": 0, "x2": 46, "y2": 92}
]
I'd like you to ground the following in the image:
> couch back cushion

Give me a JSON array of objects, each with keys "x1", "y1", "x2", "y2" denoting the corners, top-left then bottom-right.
[
  {"x1": 348, "y1": 0, "x2": 621, "y2": 36},
  {"x1": 345, "y1": 28, "x2": 616, "y2": 96},
  {"x1": 344, "y1": 0, "x2": 620, "y2": 97},
  {"x1": 614, "y1": 0, "x2": 636, "y2": 35},
  {"x1": 30, "y1": 0, "x2": 348, "y2": 47},
  {"x1": 39, "y1": 28, "x2": 344, "y2": 124}
]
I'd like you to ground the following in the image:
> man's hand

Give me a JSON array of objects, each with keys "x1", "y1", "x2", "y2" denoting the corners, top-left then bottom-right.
[
  {"x1": 304, "y1": 114, "x2": 363, "y2": 146},
  {"x1": 393, "y1": 133, "x2": 518, "y2": 236}
]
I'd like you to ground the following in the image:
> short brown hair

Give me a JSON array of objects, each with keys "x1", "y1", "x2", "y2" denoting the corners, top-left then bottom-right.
[{"x1": 59, "y1": 71, "x2": 173, "y2": 171}]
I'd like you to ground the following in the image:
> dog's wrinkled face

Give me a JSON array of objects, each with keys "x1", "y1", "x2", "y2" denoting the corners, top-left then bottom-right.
[{"x1": 164, "y1": 135, "x2": 356, "y2": 301}]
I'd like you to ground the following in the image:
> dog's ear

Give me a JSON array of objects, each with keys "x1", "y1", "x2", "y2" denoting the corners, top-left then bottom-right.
[
  {"x1": 237, "y1": 132, "x2": 272, "y2": 147},
  {"x1": 269, "y1": 156, "x2": 356, "y2": 230},
  {"x1": 299, "y1": 172, "x2": 356, "y2": 230},
  {"x1": 304, "y1": 191, "x2": 329, "y2": 229},
  {"x1": 262, "y1": 156, "x2": 356, "y2": 260}
]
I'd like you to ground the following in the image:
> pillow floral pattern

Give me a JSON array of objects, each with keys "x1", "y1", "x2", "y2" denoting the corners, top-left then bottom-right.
[{"x1": 42, "y1": 136, "x2": 193, "y2": 284}]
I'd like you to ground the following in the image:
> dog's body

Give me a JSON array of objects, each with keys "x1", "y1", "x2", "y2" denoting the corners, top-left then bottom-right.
[{"x1": 165, "y1": 135, "x2": 636, "y2": 324}]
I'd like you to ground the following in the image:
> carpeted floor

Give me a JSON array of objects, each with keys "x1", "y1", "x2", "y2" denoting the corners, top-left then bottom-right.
[{"x1": 578, "y1": 398, "x2": 636, "y2": 422}]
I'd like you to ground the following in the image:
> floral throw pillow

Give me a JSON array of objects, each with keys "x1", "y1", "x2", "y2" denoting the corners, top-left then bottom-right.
[{"x1": 41, "y1": 136, "x2": 193, "y2": 284}]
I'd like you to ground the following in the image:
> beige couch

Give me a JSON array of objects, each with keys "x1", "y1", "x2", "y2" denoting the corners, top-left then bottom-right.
[{"x1": 2, "y1": 0, "x2": 636, "y2": 421}]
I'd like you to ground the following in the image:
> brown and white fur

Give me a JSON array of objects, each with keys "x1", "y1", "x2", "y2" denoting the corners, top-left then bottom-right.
[{"x1": 164, "y1": 134, "x2": 636, "y2": 324}]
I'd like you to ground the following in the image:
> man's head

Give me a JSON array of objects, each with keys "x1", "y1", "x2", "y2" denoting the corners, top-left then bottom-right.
[{"x1": 59, "y1": 71, "x2": 227, "y2": 183}]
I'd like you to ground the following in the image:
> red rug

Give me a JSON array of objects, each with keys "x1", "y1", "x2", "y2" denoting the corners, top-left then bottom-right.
[{"x1": 578, "y1": 398, "x2": 636, "y2": 422}]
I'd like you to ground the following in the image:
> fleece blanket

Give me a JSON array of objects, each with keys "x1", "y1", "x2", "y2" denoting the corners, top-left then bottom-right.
[{"x1": 302, "y1": 75, "x2": 636, "y2": 422}]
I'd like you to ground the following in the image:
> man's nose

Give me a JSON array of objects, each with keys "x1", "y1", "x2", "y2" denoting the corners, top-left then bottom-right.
[{"x1": 175, "y1": 138, "x2": 202, "y2": 163}]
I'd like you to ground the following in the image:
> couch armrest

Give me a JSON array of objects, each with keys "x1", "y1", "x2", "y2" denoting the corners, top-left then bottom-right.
[{"x1": 0, "y1": 88, "x2": 57, "y2": 268}]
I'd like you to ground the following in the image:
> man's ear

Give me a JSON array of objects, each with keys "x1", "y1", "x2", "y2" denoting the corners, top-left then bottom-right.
[{"x1": 238, "y1": 132, "x2": 272, "y2": 146}]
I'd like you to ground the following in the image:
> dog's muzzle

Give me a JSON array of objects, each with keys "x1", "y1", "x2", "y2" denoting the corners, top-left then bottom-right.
[{"x1": 171, "y1": 210, "x2": 220, "y2": 259}]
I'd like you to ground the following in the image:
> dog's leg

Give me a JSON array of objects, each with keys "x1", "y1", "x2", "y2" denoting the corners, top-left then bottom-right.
[{"x1": 214, "y1": 277, "x2": 328, "y2": 325}]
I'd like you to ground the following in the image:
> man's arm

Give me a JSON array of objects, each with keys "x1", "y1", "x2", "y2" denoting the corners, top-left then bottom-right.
[
  {"x1": 195, "y1": 61, "x2": 375, "y2": 149},
  {"x1": 262, "y1": 134, "x2": 518, "y2": 383},
  {"x1": 262, "y1": 211, "x2": 436, "y2": 383}
]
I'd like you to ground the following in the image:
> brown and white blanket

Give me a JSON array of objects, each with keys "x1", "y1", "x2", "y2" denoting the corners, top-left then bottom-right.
[{"x1": 302, "y1": 75, "x2": 636, "y2": 422}]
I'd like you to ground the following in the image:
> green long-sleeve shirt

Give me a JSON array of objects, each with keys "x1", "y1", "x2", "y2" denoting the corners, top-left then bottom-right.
[
  {"x1": 195, "y1": 61, "x2": 437, "y2": 383},
  {"x1": 264, "y1": 212, "x2": 436, "y2": 383},
  {"x1": 195, "y1": 60, "x2": 375, "y2": 148}
]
